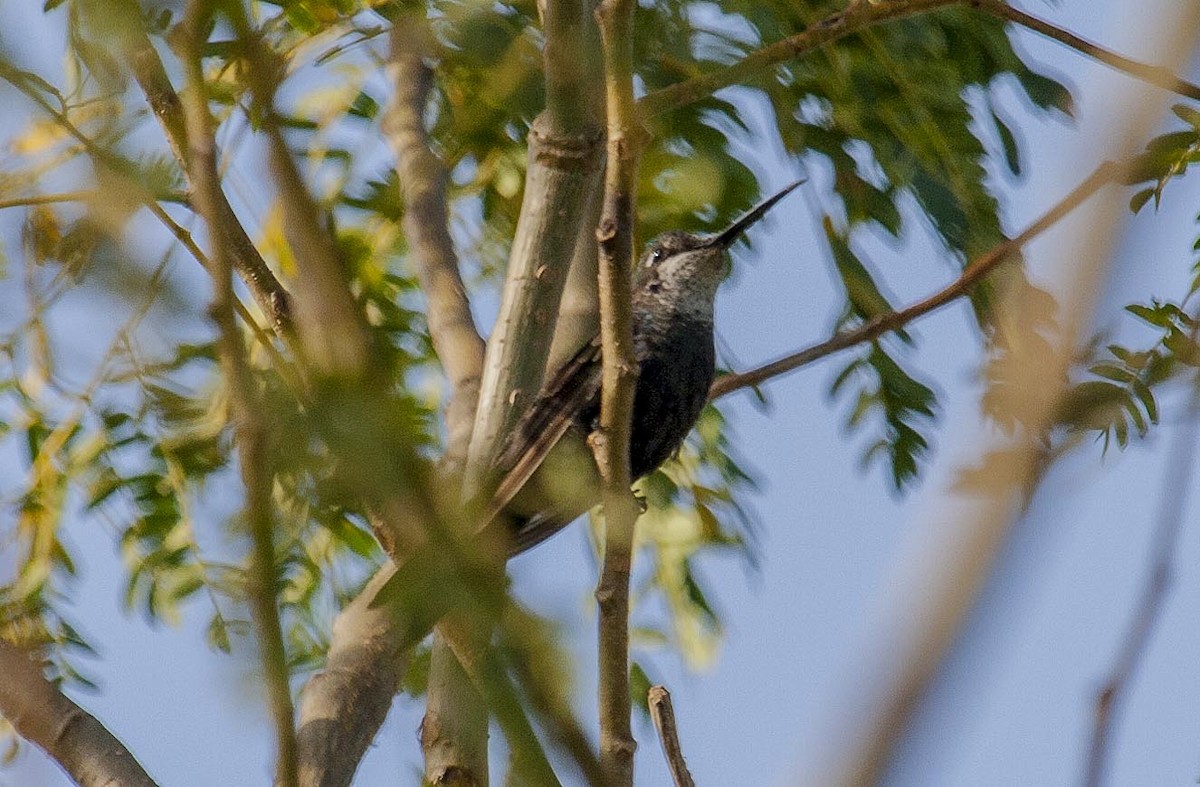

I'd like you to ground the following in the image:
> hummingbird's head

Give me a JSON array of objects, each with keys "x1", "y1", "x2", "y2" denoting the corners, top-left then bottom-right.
[{"x1": 634, "y1": 180, "x2": 803, "y2": 322}]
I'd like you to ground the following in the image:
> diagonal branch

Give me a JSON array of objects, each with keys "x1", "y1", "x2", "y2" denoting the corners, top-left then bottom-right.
[
  {"x1": 638, "y1": 0, "x2": 1200, "y2": 118},
  {"x1": 648, "y1": 686, "x2": 695, "y2": 787},
  {"x1": 0, "y1": 640, "x2": 158, "y2": 787},
  {"x1": 120, "y1": 24, "x2": 294, "y2": 335},
  {"x1": 293, "y1": 564, "x2": 411, "y2": 787},
  {"x1": 976, "y1": 0, "x2": 1200, "y2": 102},
  {"x1": 709, "y1": 160, "x2": 1121, "y2": 400}
]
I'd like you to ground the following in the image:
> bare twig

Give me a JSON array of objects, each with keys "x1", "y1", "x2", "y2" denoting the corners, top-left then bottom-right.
[
  {"x1": 638, "y1": 0, "x2": 1200, "y2": 117},
  {"x1": 709, "y1": 160, "x2": 1121, "y2": 400},
  {"x1": 0, "y1": 639, "x2": 158, "y2": 787},
  {"x1": 593, "y1": 0, "x2": 642, "y2": 782},
  {"x1": 976, "y1": 0, "x2": 1200, "y2": 102},
  {"x1": 648, "y1": 686, "x2": 695, "y2": 787},
  {"x1": 0, "y1": 190, "x2": 182, "y2": 210},
  {"x1": 177, "y1": 7, "x2": 297, "y2": 785},
  {"x1": 1082, "y1": 314, "x2": 1200, "y2": 786}
]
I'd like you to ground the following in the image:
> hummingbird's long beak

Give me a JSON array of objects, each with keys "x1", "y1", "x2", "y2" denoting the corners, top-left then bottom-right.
[{"x1": 708, "y1": 178, "x2": 805, "y2": 250}]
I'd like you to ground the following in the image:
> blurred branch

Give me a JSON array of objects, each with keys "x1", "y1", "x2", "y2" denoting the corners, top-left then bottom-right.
[
  {"x1": 648, "y1": 686, "x2": 695, "y2": 787},
  {"x1": 120, "y1": 24, "x2": 294, "y2": 335},
  {"x1": 385, "y1": 24, "x2": 489, "y2": 782},
  {"x1": 0, "y1": 60, "x2": 285, "y2": 349},
  {"x1": 593, "y1": 0, "x2": 642, "y2": 782},
  {"x1": 294, "y1": 564, "x2": 411, "y2": 787},
  {"x1": 638, "y1": 0, "x2": 1200, "y2": 117},
  {"x1": 177, "y1": 7, "x2": 297, "y2": 786},
  {"x1": 225, "y1": 22, "x2": 373, "y2": 381},
  {"x1": 977, "y1": 0, "x2": 1200, "y2": 102},
  {"x1": 0, "y1": 640, "x2": 158, "y2": 787},
  {"x1": 0, "y1": 190, "x2": 183, "y2": 210},
  {"x1": 817, "y1": 6, "x2": 1200, "y2": 779},
  {"x1": 384, "y1": 21, "x2": 486, "y2": 469},
  {"x1": 1082, "y1": 315, "x2": 1200, "y2": 786},
  {"x1": 140, "y1": 204, "x2": 298, "y2": 391},
  {"x1": 709, "y1": 160, "x2": 1121, "y2": 399}
]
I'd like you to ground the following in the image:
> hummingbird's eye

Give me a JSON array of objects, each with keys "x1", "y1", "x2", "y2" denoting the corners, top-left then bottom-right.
[{"x1": 649, "y1": 247, "x2": 664, "y2": 265}]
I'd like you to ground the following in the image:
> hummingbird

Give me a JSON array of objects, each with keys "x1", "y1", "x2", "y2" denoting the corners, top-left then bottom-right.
[{"x1": 488, "y1": 180, "x2": 803, "y2": 555}]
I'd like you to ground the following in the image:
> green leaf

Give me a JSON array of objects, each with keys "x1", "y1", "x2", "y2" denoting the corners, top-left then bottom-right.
[
  {"x1": 630, "y1": 661, "x2": 653, "y2": 718},
  {"x1": 1130, "y1": 188, "x2": 1155, "y2": 214},
  {"x1": 991, "y1": 108, "x2": 1021, "y2": 176}
]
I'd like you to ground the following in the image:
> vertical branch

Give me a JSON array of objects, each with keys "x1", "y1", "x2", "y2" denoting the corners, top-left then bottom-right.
[
  {"x1": 384, "y1": 22, "x2": 486, "y2": 467},
  {"x1": 593, "y1": 0, "x2": 641, "y2": 782},
  {"x1": 0, "y1": 640, "x2": 158, "y2": 787},
  {"x1": 462, "y1": 0, "x2": 604, "y2": 487},
  {"x1": 177, "y1": 6, "x2": 297, "y2": 785}
]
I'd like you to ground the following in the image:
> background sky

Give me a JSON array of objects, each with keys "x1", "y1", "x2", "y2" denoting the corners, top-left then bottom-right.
[{"x1": 4, "y1": 1, "x2": 1200, "y2": 785}]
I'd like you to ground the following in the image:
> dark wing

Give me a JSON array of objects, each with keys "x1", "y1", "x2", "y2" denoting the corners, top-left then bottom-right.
[{"x1": 482, "y1": 336, "x2": 603, "y2": 529}]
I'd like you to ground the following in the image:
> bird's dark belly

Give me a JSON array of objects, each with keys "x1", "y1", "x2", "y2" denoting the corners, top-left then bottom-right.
[{"x1": 577, "y1": 319, "x2": 715, "y2": 480}]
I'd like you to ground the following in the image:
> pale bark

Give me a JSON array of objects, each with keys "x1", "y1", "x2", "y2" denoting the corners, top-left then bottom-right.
[{"x1": 0, "y1": 640, "x2": 158, "y2": 787}]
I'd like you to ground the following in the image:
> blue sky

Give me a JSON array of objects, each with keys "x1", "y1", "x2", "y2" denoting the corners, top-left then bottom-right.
[{"x1": 4, "y1": 2, "x2": 1200, "y2": 785}]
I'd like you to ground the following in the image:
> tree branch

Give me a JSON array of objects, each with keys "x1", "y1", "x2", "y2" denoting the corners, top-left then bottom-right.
[
  {"x1": 1082, "y1": 313, "x2": 1200, "y2": 787},
  {"x1": 177, "y1": 6, "x2": 297, "y2": 784},
  {"x1": 638, "y1": 0, "x2": 1200, "y2": 118},
  {"x1": 0, "y1": 639, "x2": 158, "y2": 787},
  {"x1": 462, "y1": 0, "x2": 604, "y2": 486},
  {"x1": 709, "y1": 160, "x2": 1121, "y2": 400},
  {"x1": 385, "y1": 21, "x2": 491, "y2": 784},
  {"x1": 384, "y1": 22, "x2": 486, "y2": 469},
  {"x1": 975, "y1": 0, "x2": 1200, "y2": 102},
  {"x1": 638, "y1": 0, "x2": 958, "y2": 117},
  {"x1": 593, "y1": 0, "x2": 642, "y2": 782},
  {"x1": 817, "y1": 7, "x2": 1200, "y2": 777},
  {"x1": 648, "y1": 686, "x2": 695, "y2": 787},
  {"x1": 294, "y1": 563, "x2": 411, "y2": 787},
  {"x1": 120, "y1": 23, "x2": 294, "y2": 335}
]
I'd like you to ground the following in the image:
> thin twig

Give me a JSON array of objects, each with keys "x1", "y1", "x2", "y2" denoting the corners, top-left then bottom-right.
[
  {"x1": 0, "y1": 190, "x2": 182, "y2": 210},
  {"x1": 177, "y1": 6, "x2": 298, "y2": 785},
  {"x1": 593, "y1": 0, "x2": 642, "y2": 782},
  {"x1": 709, "y1": 160, "x2": 1121, "y2": 399},
  {"x1": 0, "y1": 640, "x2": 158, "y2": 787},
  {"x1": 1082, "y1": 313, "x2": 1200, "y2": 786},
  {"x1": 639, "y1": 0, "x2": 1200, "y2": 117},
  {"x1": 977, "y1": 0, "x2": 1200, "y2": 102},
  {"x1": 648, "y1": 686, "x2": 695, "y2": 787}
]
